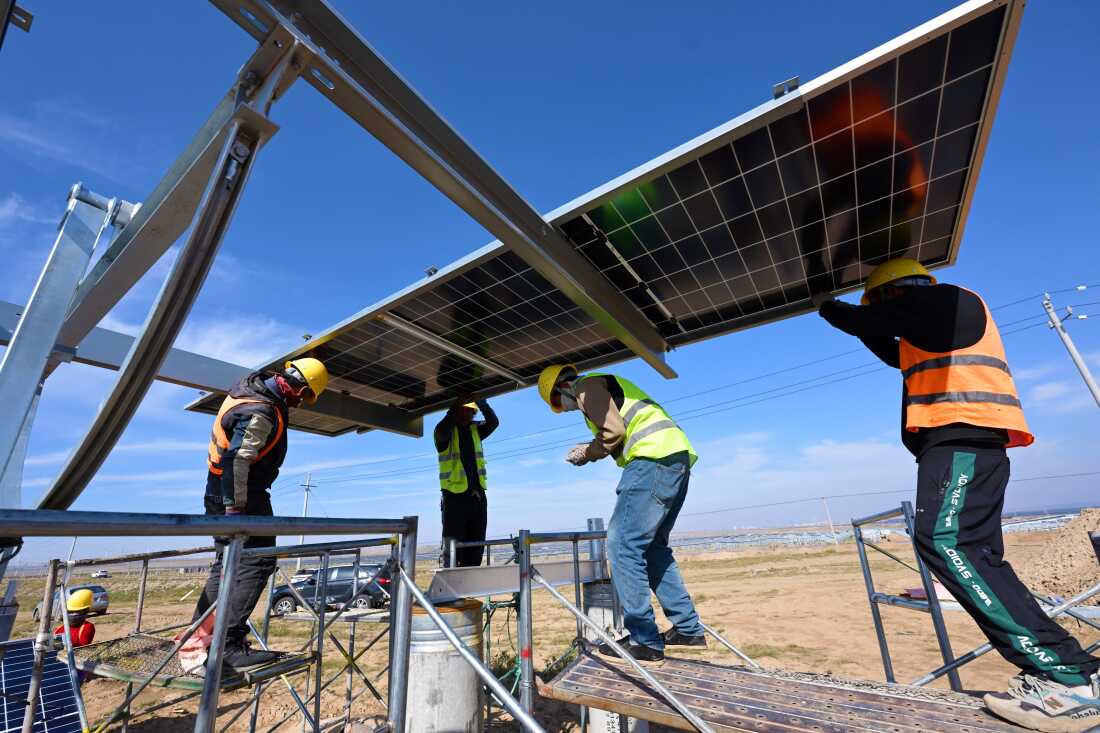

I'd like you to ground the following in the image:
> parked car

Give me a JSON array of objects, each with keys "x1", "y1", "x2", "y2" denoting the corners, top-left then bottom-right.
[
  {"x1": 91, "y1": 570, "x2": 110, "y2": 579},
  {"x1": 32, "y1": 585, "x2": 109, "y2": 621},
  {"x1": 271, "y1": 563, "x2": 391, "y2": 616}
]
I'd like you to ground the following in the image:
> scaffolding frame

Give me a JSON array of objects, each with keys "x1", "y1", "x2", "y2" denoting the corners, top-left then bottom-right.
[
  {"x1": 852, "y1": 502, "x2": 1100, "y2": 690},
  {"x1": 0, "y1": 508, "x2": 539, "y2": 733}
]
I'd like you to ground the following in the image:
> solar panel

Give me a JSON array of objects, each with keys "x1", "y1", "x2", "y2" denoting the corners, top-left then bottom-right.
[
  {"x1": 0, "y1": 638, "x2": 82, "y2": 733},
  {"x1": 188, "y1": 0, "x2": 1021, "y2": 433}
]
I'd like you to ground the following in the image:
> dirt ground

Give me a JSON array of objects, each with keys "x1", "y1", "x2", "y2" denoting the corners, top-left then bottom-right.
[{"x1": 9, "y1": 527, "x2": 1099, "y2": 731}]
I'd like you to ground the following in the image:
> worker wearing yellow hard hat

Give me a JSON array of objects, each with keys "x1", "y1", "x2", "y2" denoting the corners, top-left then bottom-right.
[
  {"x1": 56, "y1": 588, "x2": 96, "y2": 653},
  {"x1": 196, "y1": 356, "x2": 330, "y2": 670},
  {"x1": 817, "y1": 259, "x2": 1100, "y2": 726},
  {"x1": 435, "y1": 397, "x2": 499, "y2": 567},
  {"x1": 538, "y1": 364, "x2": 702, "y2": 663}
]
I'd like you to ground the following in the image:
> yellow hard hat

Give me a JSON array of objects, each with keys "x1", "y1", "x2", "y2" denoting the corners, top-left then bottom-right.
[
  {"x1": 861, "y1": 258, "x2": 935, "y2": 304},
  {"x1": 67, "y1": 588, "x2": 93, "y2": 613},
  {"x1": 462, "y1": 402, "x2": 478, "y2": 412},
  {"x1": 538, "y1": 364, "x2": 576, "y2": 413},
  {"x1": 284, "y1": 358, "x2": 329, "y2": 404}
]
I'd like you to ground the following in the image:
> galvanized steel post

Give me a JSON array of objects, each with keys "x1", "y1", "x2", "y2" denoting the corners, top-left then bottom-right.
[
  {"x1": 313, "y1": 552, "x2": 330, "y2": 731},
  {"x1": 194, "y1": 536, "x2": 244, "y2": 733},
  {"x1": 852, "y1": 523, "x2": 894, "y2": 683},
  {"x1": 249, "y1": 572, "x2": 277, "y2": 733},
  {"x1": 516, "y1": 529, "x2": 535, "y2": 713},
  {"x1": 387, "y1": 517, "x2": 418, "y2": 733},
  {"x1": 122, "y1": 557, "x2": 151, "y2": 733},
  {"x1": 902, "y1": 501, "x2": 961, "y2": 691},
  {"x1": 21, "y1": 558, "x2": 59, "y2": 733}
]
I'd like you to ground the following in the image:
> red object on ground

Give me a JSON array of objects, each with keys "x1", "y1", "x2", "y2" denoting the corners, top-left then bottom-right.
[{"x1": 55, "y1": 620, "x2": 95, "y2": 647}]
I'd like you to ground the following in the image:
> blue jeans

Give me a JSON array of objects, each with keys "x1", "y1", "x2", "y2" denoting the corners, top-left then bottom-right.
[{"x1": 606, "y1": 451, "x2": 703, "y2": 650}]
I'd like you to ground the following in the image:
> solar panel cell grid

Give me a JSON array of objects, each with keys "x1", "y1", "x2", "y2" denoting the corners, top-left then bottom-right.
[{"x1": 0, "y1": 639, "x2": 82, "y2": 733}]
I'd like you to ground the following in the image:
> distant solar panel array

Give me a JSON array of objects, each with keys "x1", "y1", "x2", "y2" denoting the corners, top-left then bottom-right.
[{"x1": 190, "y1": 1, "x2": 1020, "y2": 435}]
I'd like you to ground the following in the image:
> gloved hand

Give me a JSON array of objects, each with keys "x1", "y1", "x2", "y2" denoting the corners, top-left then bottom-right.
[
  {"x1": 565, "y1": 444, "x2": 590, "y2": 466},
  {"x1": 810, "y1": 291, "x2": 834, "y2": 309}
]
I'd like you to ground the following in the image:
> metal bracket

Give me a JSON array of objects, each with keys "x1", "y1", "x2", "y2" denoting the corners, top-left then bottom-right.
[
  {"x1": 376, "y1": 312, "x2": 526, "y2": 386},
  {"x1": 772, "y1": 76, "x2": 800, "y2": 99}
]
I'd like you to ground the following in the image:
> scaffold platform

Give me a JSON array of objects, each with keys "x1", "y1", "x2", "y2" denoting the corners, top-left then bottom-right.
[
  {"x1": 538, "y1": 652, "x2": 1032, "y2": 732},
  {"x1": 69, "y1": 633, "x2": 311, "y2": 692}
]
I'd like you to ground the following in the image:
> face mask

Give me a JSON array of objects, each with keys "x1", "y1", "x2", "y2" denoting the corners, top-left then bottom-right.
[{"x1": 557, "y1": 382, "x2": 579, "y2": 412}]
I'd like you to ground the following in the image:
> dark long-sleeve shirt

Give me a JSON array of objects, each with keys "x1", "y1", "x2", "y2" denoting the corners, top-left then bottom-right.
[
  {"x1": 433, "y1": 400, "x2": 499, "y2": 492},
  {"x1": 819, "y1": 284, "x2": 1007, "y2": 457}
]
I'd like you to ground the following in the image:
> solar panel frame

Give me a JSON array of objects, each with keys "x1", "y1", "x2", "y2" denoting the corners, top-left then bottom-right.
[
  {"x1": 0, "y1": 638, "x2": 82, "y2": 733},
  {"x1": 187, "y1": 0, "x2": 1022, "y2": 431}
]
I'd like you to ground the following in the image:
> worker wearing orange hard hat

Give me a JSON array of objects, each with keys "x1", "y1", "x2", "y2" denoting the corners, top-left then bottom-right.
[
  {"x1": 816, "y1": 259, "x2": 1100, "y2": 731},
  {"x1": 435, "y1": 397, "x2": 499, "y2": 567},
  {"x1": 538, "y1": 365, "x2": 703, "y2": 663},
  {"x1": 194, "y1": 357, "x2": 329, "y2": 671}
]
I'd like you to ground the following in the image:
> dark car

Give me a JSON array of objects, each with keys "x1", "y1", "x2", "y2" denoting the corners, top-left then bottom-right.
[
  {"x1": 270, "y1": 563, "x2": 391, "y2": 616},
  {"x1": 32, "y1": 585, "x2": 109, "y2": 621}
]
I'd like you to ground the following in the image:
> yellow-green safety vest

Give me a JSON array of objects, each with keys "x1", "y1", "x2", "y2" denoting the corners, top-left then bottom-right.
[
  {"x1": 579, "y1": 373, "x2": 697, "y2": 468},
  {"x1": 438, "y1": 425, "x2": 487, "y2": 493}
]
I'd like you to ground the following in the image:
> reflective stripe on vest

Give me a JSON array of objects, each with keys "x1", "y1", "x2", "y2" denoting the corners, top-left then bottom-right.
[
  {"x1": 899, "y1": 290, "x2": 1033, "y2": 448},
  {"x1": 580, "y1": 373, "x2": 697, "y2": 468},
  {"x1": 438, "y1": 425, "x2": 487, "y2": 493},
  {"x1": 206, "y1": 396, "x2": 286, "y2": 475}
]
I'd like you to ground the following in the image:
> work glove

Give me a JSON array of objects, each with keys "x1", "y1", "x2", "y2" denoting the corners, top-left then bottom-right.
[
  {"x1": 565, "y1": 444, "x2": 590, "y2": 466},
  {"x1": 810, "y1": 291, "x2": 834, "y2": 309}
]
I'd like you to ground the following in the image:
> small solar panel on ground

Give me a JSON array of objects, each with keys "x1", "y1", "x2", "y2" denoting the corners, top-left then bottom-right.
[
  {"x1": 0, "y1": 639, "x2": 81, "y2": 733},
  {"x1": 189, "y1": 0, "x2": 1020, "y2": 433}
]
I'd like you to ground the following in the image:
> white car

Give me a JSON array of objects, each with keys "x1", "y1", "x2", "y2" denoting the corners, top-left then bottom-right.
[{"x1": 91, "y1": 570, "x2": 110, "y2": 579}]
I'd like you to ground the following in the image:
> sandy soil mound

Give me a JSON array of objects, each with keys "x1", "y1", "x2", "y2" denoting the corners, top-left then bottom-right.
[{"x1": 1016, "y1": 508, "x2": 1100, "y2": 601}]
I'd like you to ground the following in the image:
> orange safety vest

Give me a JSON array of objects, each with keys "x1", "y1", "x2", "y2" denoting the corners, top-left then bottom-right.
[
  {"x1": 899, "y1": 291, "x2": 1033, "y2": 448},
  {"x1": 206, "y1": 396, "x2": 286, "y2": 475}
]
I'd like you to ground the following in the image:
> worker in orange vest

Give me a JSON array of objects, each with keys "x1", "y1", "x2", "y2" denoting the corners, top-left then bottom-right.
[
  {"x1": 817, "y1": 259, "x2": 1099, "y2": 732},
  {"x1": 192, "y1": 358, "x2": 328, "y2": 671}
]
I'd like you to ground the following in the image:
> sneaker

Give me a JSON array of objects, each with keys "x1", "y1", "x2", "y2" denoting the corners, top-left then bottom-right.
[
  {"x1": 596, "y1": 635, "x2": 664, "y2": 663},
  {"x1": 984, "y1": 673, "x2": 1100, "y2": 732},
  {"x1": 222, "y1": 642, "x2": 279, "y2": 670},
  {"x1": 663, "y1": 629, "x2": 707, "y2": 647}
]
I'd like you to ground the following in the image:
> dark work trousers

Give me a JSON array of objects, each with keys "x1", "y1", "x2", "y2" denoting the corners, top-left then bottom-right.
[
  {"x1": 192, "y1": 473, "x2": 277, "y2": 646},
  {"x1": 441, "y1": 489, "x2": 487, "y2": 567},
  {"x1": 913, "y1": 445, "x2": 1100, "y2": 686}
]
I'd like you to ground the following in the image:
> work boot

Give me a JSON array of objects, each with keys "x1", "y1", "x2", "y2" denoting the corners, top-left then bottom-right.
[
  {"x1": 221, "y1": 641, "x2": 278, "y2": 670},
  {"x1": 596, "y1": 635, "x2": 664, "y2": 663},
  {"x1": 984, "y1": 672, "x2": 1100, "y2": 732},
  {"x1": 663, "y1": 628, "x2": 707, "y2": 647}
]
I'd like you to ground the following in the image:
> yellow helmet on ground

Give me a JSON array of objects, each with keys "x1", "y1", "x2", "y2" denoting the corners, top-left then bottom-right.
[
  {"x1": 538, "y1": 364, "x2": 576, "y2": 413},
  {"x1": 861, "y1": 258, "x2": 936, "y2": 304},
  {"x1": 284, "y1": 358, "x2": 329, "y2": 404},
  {"x1": 67, "y1": 588, "x2": 93, "y2": 613}
]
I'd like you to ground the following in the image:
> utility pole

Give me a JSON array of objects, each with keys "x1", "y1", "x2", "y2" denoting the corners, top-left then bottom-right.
[
  {"x1": 821, "y1": 497, "x2": 839, "y2": 545},
  {"x1": 295, "y1": 473, "x2": 313, "y2": 572},
  {"x1": 1043, "y1": 292, "x2": 1100, "y2": 409}
]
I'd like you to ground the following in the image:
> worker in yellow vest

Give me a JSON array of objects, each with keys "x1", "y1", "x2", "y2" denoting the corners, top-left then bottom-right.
[
  {"x1": 435, "y1": 398, "x2": 498, "y2": 567},
  {"x1": 194, "y1": 358, "x2": 328, "y2": 670},
  {"x1": 538, "y1": 366, "x2": 704, "y2": 663},
  {"x1": 817, "y1": 259, "x2": 1099, "y2": 731}
]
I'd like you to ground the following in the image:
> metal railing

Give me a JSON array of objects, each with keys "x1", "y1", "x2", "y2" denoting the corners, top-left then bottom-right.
[
  {"x1": 852, "y1": 502, "x2": 1100, "y2": 690},
  {"x1": 0, "y1": 507, "x2": 532, "y2": 733}
]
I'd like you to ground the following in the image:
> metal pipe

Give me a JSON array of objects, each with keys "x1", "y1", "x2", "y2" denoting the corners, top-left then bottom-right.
[
  {"x1": 851, "y1": 506, "x2": 904, "y2": 527},
  {"x1": 902, "y1": 501, "x2": 961, "y2": 691},
  {"x1": 398, "y1": 567, "x2": 545, "y2": 732},
  {"x1": 0, "y1": 508, "x2": 412, "y2": 536},
  {"x1": 448, "y1": 537, "x2": 457, "y2": 568},
  {"x1": 21, "y1": 559, "x2": 59, "y2": 733},
  {"x1": 313, "y1": 552, "x2": 330, "y2": 732},
  {"x1": 571, "y1": 540, "x2": 584, "y2": 642},
  {"x1": 122, "y1": 557, "x2": 152, "y2": 733},
  {"x1": 244, "y1": 620, "x2": 317, "y2": 730},
  {"x1": 452, "y1": 537, "x2": 515, "y2": 549},
  {"x1": 387, "y1": 516, "x2": 417, "y2": 733},
  {"x1": 249, "y1": 573, "x2": 278, "y2": 733},
  {"x1": 699, "y1": 623, "x2": 760, "y2": 668},
  {"x1": 345, "y1": 618, "x2": 355, "y2": 729},
  {"x1": 194, "y1": 537, "x2": 244, "y2": 733},
  {"x1": 871, "y1": 593, "x2": 936, "y2": 612},
  {"x1": 516, "y1": 530, "x2": 535, "y2": 712},
  {"x1": 586, "y1": 518, "x2": 606, "y2": 565},
  {"x1": 852, "y1": 524, "x2": 895, "y2": 682},
  {"x1": 71, "y1": 545, "x2": 215, "y2": 567},
  {"x1": 526, "y1": 530, "x2": 606, "y2": 545},
  {"x1": 242, "y1": 535, "x2": 394, "y2": 559},
  {"x1": 530, "y1": 569, "x2": 716, "y2": 733},
  {"x1": 911, "y1": 580, "x2": 1100, "y2": 686}
]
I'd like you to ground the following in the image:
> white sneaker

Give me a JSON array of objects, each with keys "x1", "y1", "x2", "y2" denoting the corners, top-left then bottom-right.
[{"x1": 984, "y1": 673, "x2": 1100, "y2": 733}]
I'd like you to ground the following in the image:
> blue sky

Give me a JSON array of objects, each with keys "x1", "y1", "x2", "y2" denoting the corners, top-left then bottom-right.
[{"x1": 1, "y1": 1, "x2": 1098, "y2": 562}]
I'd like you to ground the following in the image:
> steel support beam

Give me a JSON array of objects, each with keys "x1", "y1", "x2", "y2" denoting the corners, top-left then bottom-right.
[
  {"x1": 0, "y1": 194, "x2": 110, "y2": 489},
  {"x1": 215, "y1": 0, "x2": 675, "y2": 379},
  {"x1": 377, "y1": 312, "x2": 526, "y2": 385},
  {"x1": 56, "y1": 25, "x2": 297, "y2": 352},
  {"x1": 0, "y1": 1, "x2": 31, "y2": 54}
]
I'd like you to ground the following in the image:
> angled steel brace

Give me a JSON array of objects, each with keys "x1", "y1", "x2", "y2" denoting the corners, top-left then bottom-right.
[
  {"x1": 56, "y1": 24, "x2": 298, "y2": 352},
  {"x1": 0, "y1": 1, "x2": 32, "y2": 54},
  {"x1": 215, "y1": 0, "x2": 676, "y2": 379},
  {"x1": 376, "y1": 312, "x2": 526, "y2": 386}
]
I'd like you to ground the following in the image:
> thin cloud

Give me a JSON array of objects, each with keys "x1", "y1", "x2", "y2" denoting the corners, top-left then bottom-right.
[
  {"x1": 0, "y1": 193, "x2": 54, "y2": 226},
  {"x1": 23, "y1": 450, "x2": 72, "y2": 467}
]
